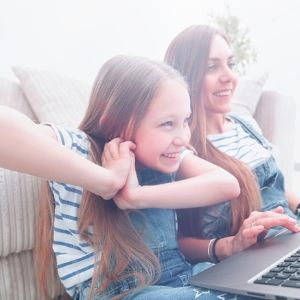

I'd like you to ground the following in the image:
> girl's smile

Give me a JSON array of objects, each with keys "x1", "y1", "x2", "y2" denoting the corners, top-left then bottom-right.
[
  {"x1": 160, "y1": 151, "x2": 181, "y2": 165},
  {"x1": 134, "y1": 79, "x2": 191, "y2": 173}
]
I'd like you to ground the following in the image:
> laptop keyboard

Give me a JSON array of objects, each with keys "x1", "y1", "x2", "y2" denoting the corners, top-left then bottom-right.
[{"x1": 254, "y1": 249, "x2": 300, "y2": 288}]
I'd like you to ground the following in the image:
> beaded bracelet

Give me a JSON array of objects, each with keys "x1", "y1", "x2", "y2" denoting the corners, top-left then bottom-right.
[
  {"x1": 295, "y1": 203, "x2": 300, "y2": 217},
  {"x1": 207, "y1": 238, "x2": 216, "y2": 262},
  {"x1": 211, "y1": 237, "x2": 221, "y2": 263}
]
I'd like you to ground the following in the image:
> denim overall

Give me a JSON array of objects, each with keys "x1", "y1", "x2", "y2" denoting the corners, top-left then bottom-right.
[
  {"x1": 197, "y1": 115, "x2": 296, "y2": 240},
  {"x1": 231, "y1": 115, "x2": 295, "y2": 219},
  {"x1": 74, "y1": 167, "x2": 252, "y2": 300}
]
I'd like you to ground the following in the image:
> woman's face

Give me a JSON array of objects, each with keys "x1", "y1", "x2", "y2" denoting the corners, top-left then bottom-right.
[
  {"x1": 202, "y1": 34, "x2": 237, "y2": 115},
  {"x1": 134, "y1": 80, "x2": 191, "y2": 174}
]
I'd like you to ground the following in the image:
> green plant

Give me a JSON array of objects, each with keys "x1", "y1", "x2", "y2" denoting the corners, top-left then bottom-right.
[{"x1": 209, "y1": 6, "x2": 257, "y2": 75}]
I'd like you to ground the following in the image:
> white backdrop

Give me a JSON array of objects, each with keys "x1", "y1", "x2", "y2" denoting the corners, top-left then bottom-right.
[
  {"x1": 1, "y1": 0, "x2": 300, "y2": 169},
  {"x1": 1, "y1": 0, "x2": 300, "y2": 94}
]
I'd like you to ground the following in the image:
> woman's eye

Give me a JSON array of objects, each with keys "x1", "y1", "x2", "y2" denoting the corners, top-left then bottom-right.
[
  {"x1": 228, "y1": 61, "x2": 236, "y2": 70},
  {"x1": 206, "y1": 64, "x2": 217, "y2": 73}
]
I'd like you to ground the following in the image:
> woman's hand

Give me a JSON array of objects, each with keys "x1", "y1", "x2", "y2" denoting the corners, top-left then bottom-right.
[
  {"x1": 101, "y1": 138, "x2": 136, "y2": 199},
  {"x1": 228, "y1": 207, "x2": 300, "y2": 256},
  {"x1": 179, "y1": 207, "x2": 300, "y2": 264}
]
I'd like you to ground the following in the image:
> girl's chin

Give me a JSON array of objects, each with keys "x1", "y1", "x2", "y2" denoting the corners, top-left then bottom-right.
[
  {"x1": 137, "y1": 158, "x2": 180, "y2": 174},
  {"x1": 157, "y1": 163, "x2": 180, "y2": 174}
]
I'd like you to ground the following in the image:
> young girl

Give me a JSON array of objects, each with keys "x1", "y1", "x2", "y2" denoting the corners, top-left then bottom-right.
[
  {"x1": 164, "y1": 25, "x2": 300, "y2": 263},
  {"x1": 0, "y1": 56, "x2": 244, "y2": 300}
]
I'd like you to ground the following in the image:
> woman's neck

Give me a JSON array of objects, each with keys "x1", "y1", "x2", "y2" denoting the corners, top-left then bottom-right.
[{"x1": 206, "y1": 113, "x2": 232, "y2": 135}]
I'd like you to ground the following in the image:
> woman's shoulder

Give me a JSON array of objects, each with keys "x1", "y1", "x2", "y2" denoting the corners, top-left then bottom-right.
[{"x1": 228, "y1": 113, "x2": 263, "y2": 135}]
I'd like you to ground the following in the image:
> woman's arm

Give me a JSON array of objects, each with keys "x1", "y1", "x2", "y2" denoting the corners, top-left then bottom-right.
[
  {"x1": 0, "y1": 105, "x2": 133, "y2": 199},
  {"x1": 113, "y1": 152, "x2": 240, "y2": 209},
  {"x1": 179, "y1": 207, "x2": 300, "y2": 263}
]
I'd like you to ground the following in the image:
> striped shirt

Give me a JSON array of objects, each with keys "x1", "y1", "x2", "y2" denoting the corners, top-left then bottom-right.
[
  {"x1": 208, "y1": 115, "x2": 271, "y2": 169},
  {"x1": 48, "y1": 125, "x2": 95, "y2": 297}
]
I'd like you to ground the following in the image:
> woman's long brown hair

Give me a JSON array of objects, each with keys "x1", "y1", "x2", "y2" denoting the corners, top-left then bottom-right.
[
  {"x1": 164, "y1": 25, "x2": 261, "y2": 238},
  {"x1": 35, "y1": 56, "x2": 187, "y2": 299}
]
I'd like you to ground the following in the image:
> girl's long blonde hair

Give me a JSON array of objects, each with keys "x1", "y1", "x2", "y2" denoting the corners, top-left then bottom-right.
[
  {"x1": 35, "y1": 56, "x2": 187, "y2": 299},
  {"x1": 164, "y1": 25, "x2": 261, "y2": 237}
]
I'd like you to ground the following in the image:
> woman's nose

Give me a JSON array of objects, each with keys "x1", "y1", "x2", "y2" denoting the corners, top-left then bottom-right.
[{"x1": 220, "y1": 66, "x2": 236, "y2": 83}]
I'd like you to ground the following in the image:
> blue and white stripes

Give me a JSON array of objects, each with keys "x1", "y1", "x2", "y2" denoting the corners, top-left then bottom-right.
[
  {"x1": 208, "y1": 115, "x2": 271, "y2": 169},
  {"x1": 48, "y1": 125, "x2": 96, "y2": 297}
]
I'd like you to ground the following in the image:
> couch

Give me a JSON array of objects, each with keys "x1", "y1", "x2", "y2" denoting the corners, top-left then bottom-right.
[{"x1": 0, "y1": 67, "x2": 296, "y2": 300}]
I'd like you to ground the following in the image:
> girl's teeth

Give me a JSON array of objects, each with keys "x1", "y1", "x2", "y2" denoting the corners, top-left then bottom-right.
[
  {"x1": 164, "y1": 153, "x2": 177, "y2": 158},
  {"x1": 215, "y1": 90, "x2": 231, "y2": 96}
]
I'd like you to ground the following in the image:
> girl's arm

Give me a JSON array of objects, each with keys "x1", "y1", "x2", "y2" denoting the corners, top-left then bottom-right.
[
  {"x1": 179, "y1": 207, "x2": 300, "y2": 263},
  {"x1": 114, "y1": 152, "x2": 240, "y2": 209},
  {"x1": 0, "y1": 106, "x2": 133, "y2": 199}
]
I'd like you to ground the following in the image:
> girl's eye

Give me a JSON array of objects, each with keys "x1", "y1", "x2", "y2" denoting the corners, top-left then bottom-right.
[
  {"x1": 184, "y1": 116, "x2": 192, "y2": 125},
  {"x1": 161, "y1": 121, "x2": 173, "y2": 128}
]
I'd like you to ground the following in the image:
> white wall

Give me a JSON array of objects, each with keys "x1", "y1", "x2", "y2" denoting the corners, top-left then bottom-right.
[
  {"x1": 1, "y1": 0, "x2": 300, "y2": 162},
  {"x1": 1, "y1": 0, "x2": 300, "y2": 93},
  {"x1": 0, "y1": 0, "x2": 213, "y2": 82}
]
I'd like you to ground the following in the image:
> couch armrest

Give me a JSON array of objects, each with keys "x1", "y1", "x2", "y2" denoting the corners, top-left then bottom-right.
[{"x1": 254, "y1": 90, "x2": 296, "y2": 188}]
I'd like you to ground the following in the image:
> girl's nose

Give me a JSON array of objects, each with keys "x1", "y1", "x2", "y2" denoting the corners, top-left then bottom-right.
[{"x1": 173, "y1": 127, "x2": 191, "y2": 146}]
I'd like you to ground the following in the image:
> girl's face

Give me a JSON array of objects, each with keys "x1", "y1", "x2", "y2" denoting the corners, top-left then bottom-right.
[
  {"x1": 202, "y1": 34, "x2": 237, "y2": 115},
  {"x1": 134, "y1": 80, "x2": 191, "y2": 173}
]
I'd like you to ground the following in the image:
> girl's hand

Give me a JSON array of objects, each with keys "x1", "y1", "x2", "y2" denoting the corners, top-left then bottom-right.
[
  {"x1": 101, "y1": 138, "x2": 136, "y2": 199},
  {"x1": 113, "y1": 152, "x2": 142, "y2": 209},
  {"x1": 229, "y1": 207, "x2": 300, "y2": 256}
]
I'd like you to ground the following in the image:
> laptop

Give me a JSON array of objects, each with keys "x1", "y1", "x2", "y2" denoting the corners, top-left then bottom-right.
[{"x1": 190, "y1": 229, "x2": 300, "y2": 300}]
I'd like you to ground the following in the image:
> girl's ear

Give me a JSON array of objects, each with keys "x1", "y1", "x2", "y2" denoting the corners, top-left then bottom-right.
[{"x1": 122, "y1": 119, "x2": 135, "y2": 141}]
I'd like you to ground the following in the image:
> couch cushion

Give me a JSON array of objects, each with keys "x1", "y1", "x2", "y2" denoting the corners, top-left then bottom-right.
[
  {"x1": 0, "y1": 250, "x2": 37, "y2": 299},
  {"x1": 254, "y1": 90, "x2": 296, "y2": 188},
  {"x1": 0, "y1": 169, "x2": 41, "y2": 256},
  {"x1": 12, "y1": 67, "x2": 91, "y2": 126},
  {"x1": 0, "y1": 250, "x2": 64, "y2": 299},
  {"x1": 231, "y1": 73, "x2": 268, "y2": 116},
  {"x1": 0, "y1": 76, "x2": 36, "y2": 120}
]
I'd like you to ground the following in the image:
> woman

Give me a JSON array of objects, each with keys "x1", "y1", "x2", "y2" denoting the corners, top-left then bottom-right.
[{"x1": 164, "y1": 24, "x2": 300, "y2": 263}]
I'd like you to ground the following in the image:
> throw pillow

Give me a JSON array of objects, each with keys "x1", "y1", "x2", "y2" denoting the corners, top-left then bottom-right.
[
  {"x1": 0, "y1": 76, "x2": 37, "y2": 121},
  {"x1": 231, "y1": 73, "x2": 269, "y2": 116},
  {"x1": 12, "y1": 66, "x2": 91, "y2": 126}
]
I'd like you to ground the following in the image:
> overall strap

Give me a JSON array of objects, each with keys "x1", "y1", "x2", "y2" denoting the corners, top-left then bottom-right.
[{"x1": 228, "y1": 114, "x2": 272, "y2": 151}]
